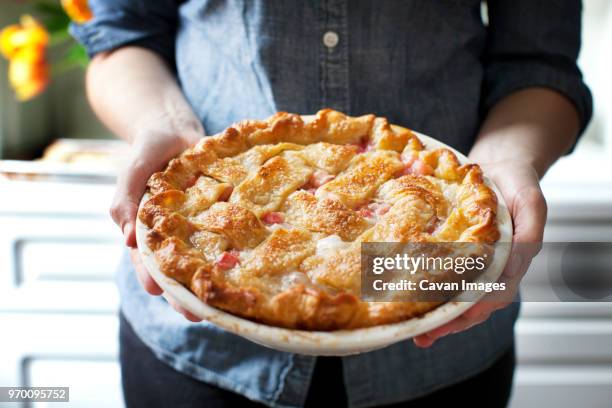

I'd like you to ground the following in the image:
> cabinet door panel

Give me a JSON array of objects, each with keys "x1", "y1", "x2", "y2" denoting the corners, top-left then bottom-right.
[
  {"x1": 0, "y1": 217, "x2": 122, "y2": 313},
  {"x1": 516, "y1": 319, "x2": 612, "y2": 363},
  {"x1": 511, "y1": 366, "x2": 612, "y2": 408},
  {"x1": 0, "y1": 314, "x2": 119, "y2": 398},
  {"x1": 28, "y1": 359, "x2": 123, "y2": 408}
]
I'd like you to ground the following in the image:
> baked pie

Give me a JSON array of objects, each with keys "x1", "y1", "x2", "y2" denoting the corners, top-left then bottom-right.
[{"x1": 138, "y1": 109, "x2": 500, "y2": 330}]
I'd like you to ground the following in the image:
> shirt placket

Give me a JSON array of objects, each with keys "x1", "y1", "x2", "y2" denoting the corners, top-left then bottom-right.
[
  {"x1": 319, "y1": 1, "x2": 377, "y2": 406},
  {"x1": 320, "y1": 0, "x2": 350, "y2": 112}
]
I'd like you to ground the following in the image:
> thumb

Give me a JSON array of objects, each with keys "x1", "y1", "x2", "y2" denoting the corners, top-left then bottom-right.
[
  {"x1": 502, "y1": 184, "x2": 547, "y2": 279},
  {"x1": 511, "y1": 184, "x2": 547, "y2": 244},
  {"x1": 110, "y1": 130, "x2": 203, "y2": 247}
]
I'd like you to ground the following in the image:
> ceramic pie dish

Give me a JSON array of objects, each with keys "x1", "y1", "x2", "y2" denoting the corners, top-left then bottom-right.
[{"x1": 135, "y1": 110, "x2": 512, "y2": 355}]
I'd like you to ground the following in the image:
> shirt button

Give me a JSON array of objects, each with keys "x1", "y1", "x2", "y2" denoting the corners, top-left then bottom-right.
[{"x1": 323, "y1": 31, "x2": 339, "y2": 48}]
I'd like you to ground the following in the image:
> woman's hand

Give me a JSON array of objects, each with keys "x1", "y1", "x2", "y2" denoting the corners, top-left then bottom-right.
[
  {"x1": 86, "y1": 47, "x2": 208, "y2": 322},
  {"x1": 413, "y1": 160, "x2": 547, "y2": 347},
  {"x1": 412, "y1": 88, "x2": 579, "y2": 347},
  {"x1": 109, "y1": 127, "x2": 205, "y2": 322}
]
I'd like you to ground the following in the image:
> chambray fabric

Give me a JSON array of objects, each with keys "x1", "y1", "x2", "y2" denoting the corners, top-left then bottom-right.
[{"x1": 71, "y1": 1, "x2": 591, "y2": 407}]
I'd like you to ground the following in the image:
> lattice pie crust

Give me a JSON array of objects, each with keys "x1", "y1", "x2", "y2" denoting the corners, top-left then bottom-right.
[{"x1": 138, "y1": 109, "x2": 499, "y2": 330}]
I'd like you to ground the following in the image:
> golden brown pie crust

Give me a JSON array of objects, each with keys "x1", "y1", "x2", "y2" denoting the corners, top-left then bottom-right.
[{"x1": 138, "y1": 109, "x2": 500, "y2": 330}]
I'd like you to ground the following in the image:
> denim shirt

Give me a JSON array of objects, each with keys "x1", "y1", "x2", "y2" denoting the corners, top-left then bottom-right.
[{"x1": 72, "y1": 1, "x2": 591, "y2": 407}]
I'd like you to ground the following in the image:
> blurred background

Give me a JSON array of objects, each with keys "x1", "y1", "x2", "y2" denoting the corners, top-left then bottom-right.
[{"x1": 0, "y1": 1, "x2": 611, "y2": 407}]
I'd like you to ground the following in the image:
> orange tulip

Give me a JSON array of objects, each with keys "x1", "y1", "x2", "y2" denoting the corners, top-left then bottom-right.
[
  {"x1": 0, "y1": 25, "x2": 21, "y2": 59},
  {"x1": 61, "y1": 0, "x2": 93, "y2": 24},
  {"x1": 8, "y1": 49, "x2": 49, "y2": 101},
  {"x1": 0, "y1": 15, "x2": 50, "y2": 101},
  {"x1": 0, "y1": 15, "x2": 49, "y2": 59}
]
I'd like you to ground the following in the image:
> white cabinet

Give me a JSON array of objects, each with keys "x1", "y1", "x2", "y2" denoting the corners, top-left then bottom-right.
[
  {"x1": 0, "y1": 314, "x2": 122, "y2": 408},
  {"x1": 509, "y1": 180, "x2": 612, "y2": 408},
  {"x1": 0, "y1": 180, "x2": 123, "y2": 408}
]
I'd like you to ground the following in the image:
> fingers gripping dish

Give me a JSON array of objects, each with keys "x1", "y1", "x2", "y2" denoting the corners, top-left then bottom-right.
[{"x1": 138, "y1": 109, "x2": 500, "y2": 330}]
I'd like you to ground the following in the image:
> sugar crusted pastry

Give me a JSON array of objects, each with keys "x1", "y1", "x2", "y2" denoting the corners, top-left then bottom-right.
[{"x1": 139, "y1": 109, "x2": 500, "y2": 330}]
